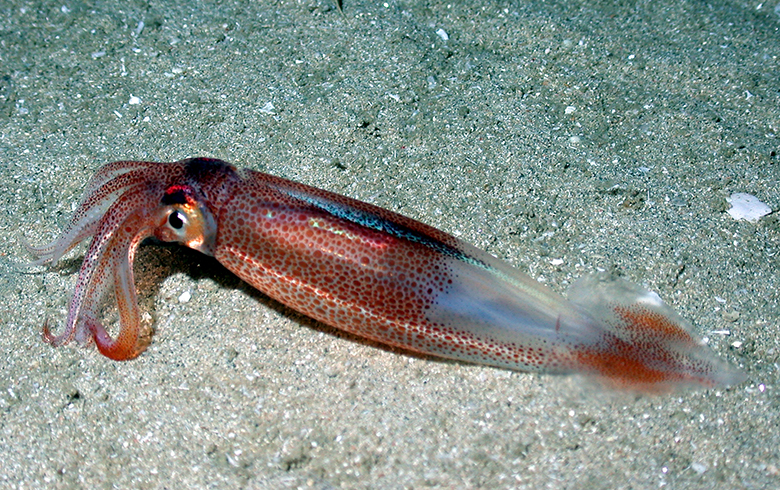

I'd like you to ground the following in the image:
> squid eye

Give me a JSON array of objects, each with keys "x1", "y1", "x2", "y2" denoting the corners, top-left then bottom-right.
[{"x1": 168, "y1": 211, "x2": 185, "y2": 230}]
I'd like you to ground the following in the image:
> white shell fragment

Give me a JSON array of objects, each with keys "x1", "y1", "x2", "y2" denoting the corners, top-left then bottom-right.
[
  {"x1": 178, "y1": 290, "x2": 192, "y2": 303},
  {"x1": 726, "y1": 193, "x2": 771, "y2": 222},
  {"x1": 259, "y1": 101, "x2": 275, "y2": 114}
]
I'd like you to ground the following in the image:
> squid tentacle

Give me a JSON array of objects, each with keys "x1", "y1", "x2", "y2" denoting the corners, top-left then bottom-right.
[
  {"x1": 81, "y1": 160, "x2": 158, "y2": 197},
  {"x1": 42, "y1": 182, "x2": 160, "y2": 348},
  {"x1": 88, "y1": 211, "x2": 154, "y2": 360},
  {"x1": 42, "y1": 212, "x2": 122, "y2": 347},
  {"x1": 24, "y1": 165, "x2": 158, "y2": 265}
]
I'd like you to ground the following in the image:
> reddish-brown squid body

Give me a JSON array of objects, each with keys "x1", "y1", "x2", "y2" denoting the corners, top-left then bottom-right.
[{"x1": 27, "y1": 158, "x2": 745, "y2": 391}]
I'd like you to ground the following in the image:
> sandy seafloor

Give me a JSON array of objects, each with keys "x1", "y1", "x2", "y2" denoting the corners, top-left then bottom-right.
[{"x1": 0, "y1": 0, "x2": 778, "y2": 488}]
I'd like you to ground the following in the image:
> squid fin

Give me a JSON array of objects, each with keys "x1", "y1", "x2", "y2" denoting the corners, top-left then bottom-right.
[{"x1": 567, "y1": 274, "x2": 746, "y2": 392}]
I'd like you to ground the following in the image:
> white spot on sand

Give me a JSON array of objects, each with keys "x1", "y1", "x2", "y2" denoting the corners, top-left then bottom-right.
[{"x1": 726, "y1": 193, "x2": 771, "y2": 222}]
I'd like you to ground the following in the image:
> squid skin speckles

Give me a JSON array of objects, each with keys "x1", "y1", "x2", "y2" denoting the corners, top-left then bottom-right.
[{"x1": 27, "y1": 158, "x2": 746, "y2": 392}]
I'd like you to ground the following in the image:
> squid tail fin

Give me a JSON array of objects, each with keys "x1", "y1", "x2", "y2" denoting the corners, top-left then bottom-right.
[{"x1": 566, "y1": 274, "x2": 746, "y2": 393}]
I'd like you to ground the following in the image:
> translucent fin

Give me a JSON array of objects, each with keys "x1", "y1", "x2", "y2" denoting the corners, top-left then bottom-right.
[{"x1": 567, "y1": 273, "x2": 746, "y2": 391}]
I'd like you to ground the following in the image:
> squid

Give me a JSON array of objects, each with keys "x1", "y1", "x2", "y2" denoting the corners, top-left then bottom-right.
[{"x1": 26, "y1": 157, "x2": 745, "y2": 392}]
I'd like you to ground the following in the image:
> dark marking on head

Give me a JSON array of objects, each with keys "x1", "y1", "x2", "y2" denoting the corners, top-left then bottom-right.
[
  {"x1": 176, "y1": 158, "x2": 241, "y2": 206},
  {"x1": 181, "y1": 157, "x2": 239, "y2": 183},
  {"x1": 162, "y1": 185, "x2": 191, "y2": 205}
]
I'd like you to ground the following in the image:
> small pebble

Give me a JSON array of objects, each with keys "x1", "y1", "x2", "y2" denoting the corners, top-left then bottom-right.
[
  {"x1": 691, "y1": 462, "x2": 707, "y2": 475},
  {"x1": 722, "y1": 310, "x2": 740, "y2": 323}
]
